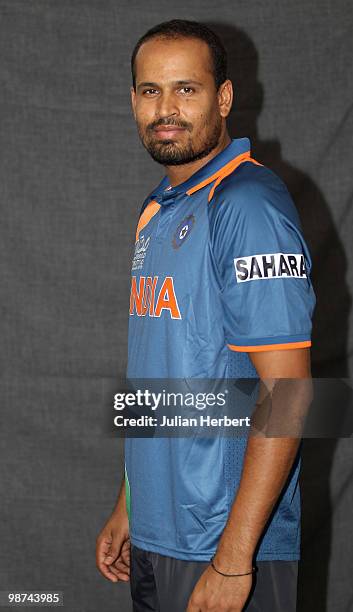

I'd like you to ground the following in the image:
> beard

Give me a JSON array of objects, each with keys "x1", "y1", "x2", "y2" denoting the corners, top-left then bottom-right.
[{"x1": 138, "y1": 115, "x2": 222, "y2": 166}]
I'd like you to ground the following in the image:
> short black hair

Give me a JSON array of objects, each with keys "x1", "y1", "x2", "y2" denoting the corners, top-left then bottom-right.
[{"x1": 131, "y1": 19, "x2": 227, "y2": 90}]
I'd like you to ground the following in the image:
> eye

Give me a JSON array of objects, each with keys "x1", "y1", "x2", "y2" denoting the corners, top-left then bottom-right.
[
  {"x1": 179, "y1": 87, "x2": 194, "y2": 95},
  {"x1": 142, "y1": 89, "x2": 159, "y2": 96}
]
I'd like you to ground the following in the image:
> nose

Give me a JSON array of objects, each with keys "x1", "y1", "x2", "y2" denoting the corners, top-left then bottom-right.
[{"x1": 156, "y1": 91, "x2": 180, "y2": 120}]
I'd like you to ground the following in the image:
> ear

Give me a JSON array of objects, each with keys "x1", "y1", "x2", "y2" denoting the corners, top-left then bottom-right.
[
  {"x1": 217, "y1": 79, "x2": 233, "y2": 118},
  {"x1": 131, "y1": 86, "x2": 137, "y2": 120}
]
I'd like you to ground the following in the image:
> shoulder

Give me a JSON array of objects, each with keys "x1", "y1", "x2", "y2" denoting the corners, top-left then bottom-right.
[{"x1": 208, "y1": 161, "x2": 301, "y2": 229}]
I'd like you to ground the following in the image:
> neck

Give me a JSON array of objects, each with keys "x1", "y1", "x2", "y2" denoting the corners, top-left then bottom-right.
[{"x1": 165, "y1": 131, "x2": 232, "y2": 188}]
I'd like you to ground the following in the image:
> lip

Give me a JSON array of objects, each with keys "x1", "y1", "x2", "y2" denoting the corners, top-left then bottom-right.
[{"x1": 154, "y1": 126, "x2": 186, "y2": 139}]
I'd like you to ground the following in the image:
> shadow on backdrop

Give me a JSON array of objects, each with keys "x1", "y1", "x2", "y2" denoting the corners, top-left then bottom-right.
[{"x1": 208, "y1": 22, "x2": 351, "y2": 612}]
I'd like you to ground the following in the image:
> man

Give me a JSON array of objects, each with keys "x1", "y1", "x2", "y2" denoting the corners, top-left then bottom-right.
[{"x1": 96, "y1": 19, "x2": 316, "y2": 611}]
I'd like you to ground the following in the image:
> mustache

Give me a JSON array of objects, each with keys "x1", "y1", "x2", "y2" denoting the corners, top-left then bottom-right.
[{"x1": 147, "y1": 118, "x2": 192, "y2": 132}]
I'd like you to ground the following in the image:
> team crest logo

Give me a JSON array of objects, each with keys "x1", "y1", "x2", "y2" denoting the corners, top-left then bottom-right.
[{"x1": 172, "y1": 215, "x2": 195, "y2": 249}]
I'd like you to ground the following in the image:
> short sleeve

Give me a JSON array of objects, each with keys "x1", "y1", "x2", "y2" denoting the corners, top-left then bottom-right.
[{"x1": 209, "y1": 167, "x2": 316, "y2": 351}]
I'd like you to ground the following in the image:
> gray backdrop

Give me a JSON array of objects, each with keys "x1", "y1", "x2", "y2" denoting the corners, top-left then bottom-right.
[{"x1": 1, "y1": 1, "x2": 352, "y2": 611}]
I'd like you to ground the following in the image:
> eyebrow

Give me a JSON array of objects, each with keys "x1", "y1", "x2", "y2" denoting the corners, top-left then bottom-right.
[{"x1": 137, "y1": 80, "x2": 203, "y2": 90}]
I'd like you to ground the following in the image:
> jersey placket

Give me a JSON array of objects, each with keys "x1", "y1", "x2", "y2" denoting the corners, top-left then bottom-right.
[{"x1": 154, "y1": 188, "x2": 181, "y2": 242}]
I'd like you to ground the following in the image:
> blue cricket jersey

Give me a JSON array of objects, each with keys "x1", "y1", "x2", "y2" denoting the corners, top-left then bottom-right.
[{"x1": 124, "y1": 137, "x2": 316, "y2": 561}]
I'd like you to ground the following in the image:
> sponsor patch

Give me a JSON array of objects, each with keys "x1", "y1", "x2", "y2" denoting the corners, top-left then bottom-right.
[{"x1": 234, "y1": 253, "x2": 307, "y2": 283}]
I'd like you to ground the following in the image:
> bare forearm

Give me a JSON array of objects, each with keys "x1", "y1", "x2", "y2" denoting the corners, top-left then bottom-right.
[
  {"x1": 213, "y1": 347, "x2": 312, "y2": 571},
  {"x1": 215, "y1": 436, "x2": 300, "y2": 570},
  {"x1": 112, "y1": 475, "x2": 126, "y2": 514}
]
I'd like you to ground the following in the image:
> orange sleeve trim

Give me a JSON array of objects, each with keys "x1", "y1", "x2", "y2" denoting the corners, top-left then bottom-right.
[
  {"x1": 135, "y1": 200, "x2": 161, "y2": 242},
  {"x1": 227, "y1": 340, "x2": 312, "y2": 352}
]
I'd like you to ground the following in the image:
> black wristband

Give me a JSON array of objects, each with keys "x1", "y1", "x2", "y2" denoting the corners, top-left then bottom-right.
[{"x1": 210, "y1": 555, "x2": 257, "y2": 577}]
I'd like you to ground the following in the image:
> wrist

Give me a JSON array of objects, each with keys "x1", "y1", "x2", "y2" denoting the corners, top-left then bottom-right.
[
  {"x1": 210, "y1": 555, "x2": 256, "y2": 577},
  {"x1": 214, "y1": 544, "x2": 254, "y2": 574},
  {"x1": 110, "y1": 505, "x2": 129, "y2": 537}
]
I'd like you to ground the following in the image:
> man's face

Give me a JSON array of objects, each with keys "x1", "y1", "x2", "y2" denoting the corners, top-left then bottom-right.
[{"x1": 131, "y1": 37, "x2": 228, "y2": 166}]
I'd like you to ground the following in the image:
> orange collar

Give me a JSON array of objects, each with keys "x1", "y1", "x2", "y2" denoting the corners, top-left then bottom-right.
[{"x1": 186, "y1": 150, "x2": 262, "y2": 202}]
